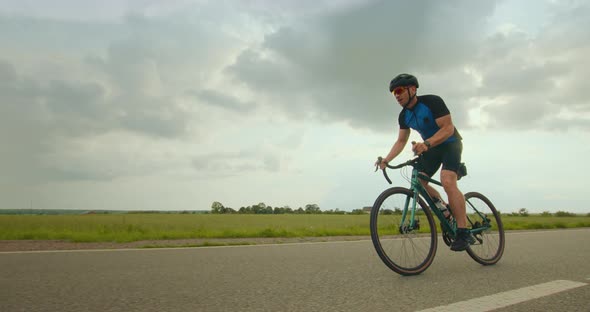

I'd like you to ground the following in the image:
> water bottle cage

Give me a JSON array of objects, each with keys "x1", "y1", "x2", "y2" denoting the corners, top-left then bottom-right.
[
  {"x1": 442, "y1": 208, "x2": 452, "y2": 218},
  {"x1": 437, "y1": 204, "x2": 452, "y2": 219}
]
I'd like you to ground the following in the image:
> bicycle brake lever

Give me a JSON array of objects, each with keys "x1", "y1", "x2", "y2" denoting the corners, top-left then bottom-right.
[
  {"x1": 411, "y1": 141, "x2": 419, "y2": 156},
  {"x1": 375, "y1": 156, "x2": 383, "y2": 172}
]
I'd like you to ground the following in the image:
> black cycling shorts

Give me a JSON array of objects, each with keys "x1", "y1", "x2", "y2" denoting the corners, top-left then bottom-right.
[{"x1": 418, "y1": 140, "x2": 463, "y2": 177}]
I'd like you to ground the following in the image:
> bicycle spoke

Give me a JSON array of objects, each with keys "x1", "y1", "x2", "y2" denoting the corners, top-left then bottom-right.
[
  {"x1": 465, "y1": 192, "x2": 505, "y2": 265},
  {"x1": 370, "y1": 187, "x2": 437, "y2": 275}
]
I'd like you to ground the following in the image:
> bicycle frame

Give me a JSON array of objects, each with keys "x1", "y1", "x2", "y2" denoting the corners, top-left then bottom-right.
[
  {"x1": 405, "y1": 166, "x2": 456, "y2": 235},
  {"x1": 380, "y1": 157, "x2": 492, "y2": 237}
]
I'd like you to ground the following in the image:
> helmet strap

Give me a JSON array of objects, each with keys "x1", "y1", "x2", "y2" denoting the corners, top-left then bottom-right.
[{"x1": 403, "y1": 88, "x2": 416, "y2": 107}]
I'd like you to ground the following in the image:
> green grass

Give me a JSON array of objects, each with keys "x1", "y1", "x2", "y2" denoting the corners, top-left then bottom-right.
[
  {"x1": 0, "y1": 214, "x2": 370, "y2": 242},
  {"x1": 500, "y1": 216, "x2": 590, "y2": 230},
  {"x1": 0, "y1": 214, "x2": 588, "y2": 243}
]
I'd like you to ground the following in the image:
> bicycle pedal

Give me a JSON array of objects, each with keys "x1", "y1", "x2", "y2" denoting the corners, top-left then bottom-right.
[{"x1": 474, "y1": 234, "x2": 483, "y2": 244}]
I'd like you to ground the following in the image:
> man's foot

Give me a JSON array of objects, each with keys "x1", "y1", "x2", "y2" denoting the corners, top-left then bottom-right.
[
  {"x1": 450, "y1": 229, "x2": 476, "y2": 252},
  {"x1": 450, "y1": 236, "x2": 469, "y2": 251}
]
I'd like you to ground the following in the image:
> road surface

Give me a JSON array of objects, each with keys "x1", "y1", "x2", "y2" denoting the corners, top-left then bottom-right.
[{"x1": 1, "y1": 229, "x2": 589, "y2": 311}]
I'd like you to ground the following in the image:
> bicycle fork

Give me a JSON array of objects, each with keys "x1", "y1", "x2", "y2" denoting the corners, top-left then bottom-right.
[{"x1": 399, "y1": 190, "x2": 420, "y2": 234}]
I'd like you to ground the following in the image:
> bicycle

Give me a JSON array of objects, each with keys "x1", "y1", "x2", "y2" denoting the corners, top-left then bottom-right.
[{"x1": 370, "y1": 155, "x2": 505, "y2": 276}]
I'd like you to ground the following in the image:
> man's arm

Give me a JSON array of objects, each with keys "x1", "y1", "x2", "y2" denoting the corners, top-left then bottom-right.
[
  {"x1": 381, "y1": 128, "x2": 410, "y2": 167},
  {"x1": 428, "y1": 115, "x2": 455, "y2": 146},
  {"x1": 413, "y1": 115, "x2": 455, "y2": 154}
]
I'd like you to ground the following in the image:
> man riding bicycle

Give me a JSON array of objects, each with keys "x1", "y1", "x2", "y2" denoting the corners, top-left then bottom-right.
[{"x1": 377, "y1": 73, "x2": 475, "y2": 251}]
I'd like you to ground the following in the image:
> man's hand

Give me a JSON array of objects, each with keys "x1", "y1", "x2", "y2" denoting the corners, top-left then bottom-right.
[
  {"x1": 375, "y1": 157, "x2": 389, "y2": 170},
  {"x1": 412, "y1": 141, "x2": 429, "y2": 155}
]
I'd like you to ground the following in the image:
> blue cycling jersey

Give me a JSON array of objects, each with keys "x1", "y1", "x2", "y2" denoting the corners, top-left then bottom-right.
[{"x1": 398, "y1": 95, "x2": 462, "y2": 144}]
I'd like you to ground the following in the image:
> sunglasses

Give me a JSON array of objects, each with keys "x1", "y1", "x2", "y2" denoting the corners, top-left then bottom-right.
[{"x1": 392, "y1": 86, "x2": 407, "y2": 96}]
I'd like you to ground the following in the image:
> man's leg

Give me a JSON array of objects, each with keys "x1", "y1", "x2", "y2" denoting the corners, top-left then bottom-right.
[
  {"x1": 418, "y1": 147, "x2": 444, "y2": 203},
  {"x1": 419, "y1": 175, "x2": 443, "y2": 201},
  {"x1": 441, "y1": 169, "x2": 466, "y2": 228}
]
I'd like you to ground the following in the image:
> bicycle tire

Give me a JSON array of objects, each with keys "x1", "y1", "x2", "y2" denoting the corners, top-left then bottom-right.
[
  {"x1": 464, "y1": 192, "x2": 505, "y2": 265},
  {"x1": 370, "y1": 187, "x2": 437, "y2": 276}
]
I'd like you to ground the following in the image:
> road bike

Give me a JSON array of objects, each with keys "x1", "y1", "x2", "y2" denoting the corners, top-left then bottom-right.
[{"x1": 370, "y1": 155, "x2": 505, "y2": 276}]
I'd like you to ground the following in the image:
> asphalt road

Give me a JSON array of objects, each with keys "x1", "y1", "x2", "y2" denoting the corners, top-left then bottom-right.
[{"x1": 1, "y1": 229, "x2": 589, "y2": 312}]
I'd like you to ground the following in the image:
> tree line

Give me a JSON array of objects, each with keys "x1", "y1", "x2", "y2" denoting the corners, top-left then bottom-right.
[
  {"x1": 211, "y1": 201, "x2": 402, "y2": 215},
  {"x1": 210, "y1": 201, "x2": 373, "y2": 215},
  {"x1": 210, "y1": 202, "x2": 588, "y2": 217}
]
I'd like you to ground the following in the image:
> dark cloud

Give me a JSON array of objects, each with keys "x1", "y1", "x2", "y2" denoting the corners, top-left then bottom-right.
[
  {"x1": 0, "y1": 9, "x2": 243, "y2": 183},
  {"x1": 226, "y1": 0, "x2": 590, "y2": 132},
  {"x1": 0, "y1": 61, "x2": 17, "y2": 81},
  {"x1": 192, "y1": 150, "x2": 281, "y2": 178},
  {"x1": 482, "y1": 99, "x2": 556, "y2": 129},
  {"x1": 469, "y1": 1, "x2": 590, "y2": 128},
  {"x1": 191, "y1": 89, "x2": 256, "y2": 113},
  {"x1": 542, "y1": 116, "x2": 590, "y2": 132},
  {"x1": 0, "y1": 11, "x2": 230, "y2": 185},
  {"x1": 117, "y1": 99, "x2": 190, "y2": 138},
  {"x1": 0, "y1": 58, "x2": 190, "y2": 138},
  {"x1": 477, "y1": 57, "x2": 568, "y2": 97},
  {"x1": 227, "y1": 1, "x2": 499, "y2": 131}
]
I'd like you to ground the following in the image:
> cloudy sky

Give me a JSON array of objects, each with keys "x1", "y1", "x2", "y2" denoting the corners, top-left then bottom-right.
[{"x1": 1, "y1": 0, "x2": 589, "y2": 213}]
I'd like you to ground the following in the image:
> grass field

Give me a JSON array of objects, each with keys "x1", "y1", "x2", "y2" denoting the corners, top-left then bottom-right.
[{"x1": 0, "y1": 214, "x2": 589, "y2": 243}]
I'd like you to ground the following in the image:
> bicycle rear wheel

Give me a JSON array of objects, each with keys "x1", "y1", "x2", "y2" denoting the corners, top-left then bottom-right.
[
  {"x1": 465, "y1": 192, "x2": 505, "y2": 265},
  {"x1": 370, "y1": 187, "x2": 437, "y2": 276}
]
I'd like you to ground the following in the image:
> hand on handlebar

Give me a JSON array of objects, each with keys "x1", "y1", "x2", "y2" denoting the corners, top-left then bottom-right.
[
  {"x1": 374, "y1": 154, "x2": 419, "y2": 185},
  {"x1": 411, "y1": 141, "x2": 428, "y2": 155},
  {"x1": 375, "y1": 156, "x2": 388, "y2": 171},
  {"x1": 375, "y1": 156, "x2": 393, "y2": 184}
]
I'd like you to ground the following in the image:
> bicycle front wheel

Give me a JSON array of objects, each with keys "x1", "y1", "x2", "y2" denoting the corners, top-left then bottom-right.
[
  {"x1": 370, "y1": 187, "x2": 437, "y2": 276},
  {"x1": 465, "y1": 192, "x2": 505, "y2": 265}
]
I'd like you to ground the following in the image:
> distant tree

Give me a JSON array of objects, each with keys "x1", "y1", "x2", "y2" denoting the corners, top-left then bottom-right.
[
  {"x1": 245, "y1": 203, "x2": 269, "y2": 214},
  {"x1": 518, "y1": 208, "x2": 529, "y2": 217},
  {"x1": 211, "y1": 201, "x2": 225, "y2": 214},
  {"x1": 295, "y1": 207, "x2": 305, "y2": 214},
  {"x1": 350, "y1": 209, "x2": 365, "y2": 215},
  {"x1": 305, "y1": 204, "x2": 321, "y2": 214},
  {"x1": 555, "y1": 211, "x2": 576, "y2": 217},
  {"x1": 540, "y1": 211, "x2": 552, "y2": 217}
]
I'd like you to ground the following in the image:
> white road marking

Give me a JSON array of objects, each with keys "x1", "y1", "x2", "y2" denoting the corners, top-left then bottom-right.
[{"x1": 416, "y1": 280, "x2": 588, "y2": 312}]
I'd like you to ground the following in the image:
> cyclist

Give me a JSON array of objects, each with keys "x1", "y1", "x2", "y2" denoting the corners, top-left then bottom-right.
[{"x1": 377, "y1": 73, "x2": 475, "y2": 251}]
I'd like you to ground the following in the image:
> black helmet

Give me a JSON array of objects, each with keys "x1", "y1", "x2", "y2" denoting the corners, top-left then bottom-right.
[{"x1": 389, "y1": 73, "x2": 419, "y2": 92}]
